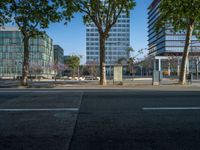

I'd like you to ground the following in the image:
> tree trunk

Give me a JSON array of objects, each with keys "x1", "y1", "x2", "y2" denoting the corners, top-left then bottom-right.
[
  {"x1": 179, "y1": 20, "x2": 194, "y2": 85},
  {"x1": 99, "y1": 35, "x2": 107, "y2": 85},
  {"x1": 21, "y1": 37, "x2": 30, "y2": 86}
]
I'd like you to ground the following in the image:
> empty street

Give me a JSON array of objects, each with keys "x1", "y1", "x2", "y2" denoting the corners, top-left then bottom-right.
[{"x1": 0, "y1": 89, "x2": 200, "y2": 150}]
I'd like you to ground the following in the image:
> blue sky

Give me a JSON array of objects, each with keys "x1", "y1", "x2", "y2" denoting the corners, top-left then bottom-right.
[{"x1": 46, "y1": 0, "x2": 152, "y2": 64}]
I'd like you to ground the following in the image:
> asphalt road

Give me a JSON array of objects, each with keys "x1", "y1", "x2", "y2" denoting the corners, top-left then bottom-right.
[
  {"x1": 0, "y1": 89, "x2": 200, "y2": 150},
  {"x1": 0, "y1": 90, "x2": 83, "y2": 150}
]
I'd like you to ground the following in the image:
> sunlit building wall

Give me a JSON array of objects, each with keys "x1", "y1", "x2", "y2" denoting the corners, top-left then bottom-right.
[
  {"x1": 148, "y1": 0, "x2": 200, "y2": 56},
  {"x1": 86, "y1": 12, "x2": 130, "y2": 67},
  {"x1": 0, "y1": 26, "x2": 54, "y2": 78}
]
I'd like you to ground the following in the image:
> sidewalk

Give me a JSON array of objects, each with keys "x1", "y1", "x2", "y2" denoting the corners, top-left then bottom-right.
[
  {"x1": 52, "y1": 79, "x2": 200, "y2": 91},
  {"x1": 0, "y1": 79, "x2": 200, "y2": 91}
]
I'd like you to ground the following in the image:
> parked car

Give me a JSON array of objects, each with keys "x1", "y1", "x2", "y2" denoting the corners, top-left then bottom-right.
[
  {"x1": 96, "y1": 77, "x2": 100, "y2": 80},
  {"x1": 74, "y1": 77, "x2": 79, "y2": 80},
  {"x1": 79, "y1": 77, "x2": 85, "y2": 81}
]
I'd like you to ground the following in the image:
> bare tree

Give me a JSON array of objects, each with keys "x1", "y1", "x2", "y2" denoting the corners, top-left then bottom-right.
[
  {"x1": 49, "y1": 63, "x2": 66, "y2": 82},
  {"x1": 87, "y1": 60, "x2": 98, "y2": 78},
  {"x1": 29, "y1": 63, "x2": 43, "y2": 81}
]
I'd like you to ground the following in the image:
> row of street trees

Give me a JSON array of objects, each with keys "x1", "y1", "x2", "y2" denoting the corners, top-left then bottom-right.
[
  {"x1": 1, "y1": 0, "x2": 200, "y2": 85},
  {"x1": 0, "y1": 0, "x2": 136, "y2": 86}
]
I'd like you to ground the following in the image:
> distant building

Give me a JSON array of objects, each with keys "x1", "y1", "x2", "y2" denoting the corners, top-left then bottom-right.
[
  {"x1": 86, "y1": 11, "x2": 130, "y2": 75},
  {"x1": 0, "y1": 26, "x2": 54, "y2": 79},
  {"x1": 53, "y1": 45, "x2": 64, "y2": 64},
  {"x1": 148, "y1": 0, "x2": 200, "y2": 56}
]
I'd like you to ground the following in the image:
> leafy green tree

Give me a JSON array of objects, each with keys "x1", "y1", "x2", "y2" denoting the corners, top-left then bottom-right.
[
  {"x1": 126, "y1": 47, "x2": 134, "y2": 58},
  {"x1": 117, "y1": 47, "x2": 135, "y2": 65},
  {"x1": 64, "y1": 55, "x2": 80, "y2": 77},
  {"x1": 0, "y1": 0, "x2": 11, "y2": 26},
  {"x1": 61, "y1": 0, "x2": 136, "y2": 85},
  {"x1": 4, "y1": 0, "x2": 62, "y2": 86},
  {"x1": 156, "y1": 0, "x2": 200, "y2": 85},
  {"x1": 127, "y1": 57, "x2": 135, "y2": 76}
]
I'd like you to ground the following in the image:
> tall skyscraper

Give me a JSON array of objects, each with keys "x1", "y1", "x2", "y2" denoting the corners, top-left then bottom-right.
[
  {"x1": 148, "y1": 0, "x2": 200, "y2": 56},
  {"x1": 86, "y1": 12, "x2": 130, "y2": 73}
]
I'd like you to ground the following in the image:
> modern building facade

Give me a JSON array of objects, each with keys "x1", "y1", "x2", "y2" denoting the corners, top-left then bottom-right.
[
  {"x1": 148, "y1": 0, "x2": 200, "y2": 56},
  {"x1": 86, "y1": 12, "x2": 130, "y2": 71},
  {"x1": 0, "y1": 26, "x2": 54, "y2": 79},
  {"x1": 54, "y1": 45, "x2": 64, "y2": 64}
]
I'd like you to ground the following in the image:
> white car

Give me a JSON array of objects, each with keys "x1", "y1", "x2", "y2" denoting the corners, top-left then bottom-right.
[
  {"x1": 79, "y1": 77, "x2": 85, "y2": 81},
  {"x1": 96, "y1": 77, "x2": 100, "y2": 80},
  {"x1": 74, "y1": 77, "x2": 79, "y2": 80}
]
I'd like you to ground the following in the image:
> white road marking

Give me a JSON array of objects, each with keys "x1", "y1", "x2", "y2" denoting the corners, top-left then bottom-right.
[
  {"x1": 0, "y1": 91, "x2": 77, "y2": 93},
  {"x1": 0, "y1": 108, "x2": 79, "y2": 112},
  {"x1": 142, "y1": 107, "x2": 200, "y2": 111}
]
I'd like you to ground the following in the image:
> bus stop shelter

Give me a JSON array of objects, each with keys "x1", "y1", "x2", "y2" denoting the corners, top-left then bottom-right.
[{"x1": 152, "y1": 56, "x2": 189, "y2": 85}]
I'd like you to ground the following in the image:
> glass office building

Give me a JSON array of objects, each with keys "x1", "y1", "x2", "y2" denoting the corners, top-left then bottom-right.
[
  {"x1": 0, "y1": 26, "x2": 54, "y2": 78},
  {"x1": 54, "y1": 45, "x2": 64, "y2": 64},
  {"x1": 148, "y1": 0, "x2": 200, "y2": 56},
  {"x1": 86, "y1": 12, "x2": 130, "y2": 67}
]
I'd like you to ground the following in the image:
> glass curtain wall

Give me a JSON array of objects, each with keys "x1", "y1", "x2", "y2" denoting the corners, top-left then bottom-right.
[{"x1": 0, "y1": 29, "x2": 54, "y2": 78}]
